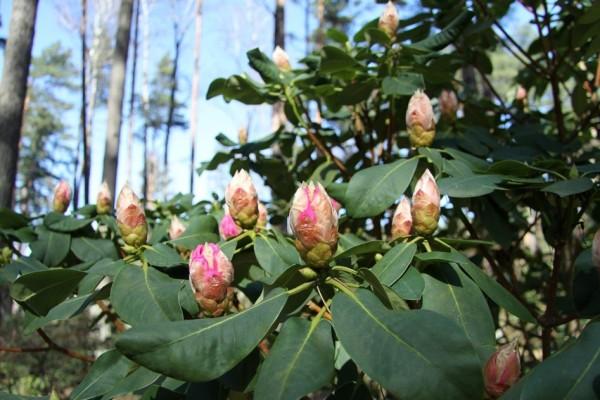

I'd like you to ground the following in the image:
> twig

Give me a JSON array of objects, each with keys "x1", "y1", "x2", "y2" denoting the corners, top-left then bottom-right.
[
  {"x1": 307, "y1": 300, "x2": 332, "y2": 321},
  {"x1": 36, "y1": 329, "x2": 95, "y2": 362},
  {"x1": 96, "y1": 300, "x2": 126, "y2": 333}
]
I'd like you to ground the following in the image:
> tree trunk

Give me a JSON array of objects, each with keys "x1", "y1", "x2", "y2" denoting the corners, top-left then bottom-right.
[
  {"x1": 316, "y1": 0, "x2": 325, "y2": 49},
  {"x1": 163, "y1": 33, "x2": 181, "y2": 169},
  {"x1": 126, "y1": 0, "x2": 140, "y2": 183},
  {"x1": 0, "y1": 0, "x2": 38, "y2": 209},
  {"x1": 271, "y1": 0, "x2": 286, "y2": 133},
  {"x1": 79, "y1": 0, "x2": 89, "y2": 206},
  {"x1": 141, "y1": 0, "x2": 150, "y2": 200},
  {"x1": 189, "y1": 0, "x2": 203, "y2": 194},
  {"x1": 101, "y1": 0, "x2": 134, "y2": 197}
]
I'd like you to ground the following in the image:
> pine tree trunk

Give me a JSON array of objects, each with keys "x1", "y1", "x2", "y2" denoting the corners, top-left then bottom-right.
[
  {"x1": 189, "y1": 0, "x2": 203, "y2": 194},
  {"x1": 271, "y1": 0, "x2": 286, "y2": 133},
  {"x1": 164, "y1": 33, "x2": 181, "y2": 169},
  {"x1": 126, "y1": 0, "x2": 140, "y2": 183},
  {"x1": 101, "y1": 0, "x2": 134, "y2": 197},
  {"x1": 141, "y1": 0, "x2": 151, "y2": 200},
  {"x1": 316, "y1": 0, "x2": 325, "y2": 49},
  {"x1": 79, "y1": 0, "x2": 89, "y2": 206},
  {"x1": 0, "y1": 0, "x2": 38, "y2": 209}
]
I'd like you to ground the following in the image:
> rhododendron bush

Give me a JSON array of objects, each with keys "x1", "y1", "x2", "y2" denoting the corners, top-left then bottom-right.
[{"x1": 2, "y1": 1, "x2": 600, "y2": 399}]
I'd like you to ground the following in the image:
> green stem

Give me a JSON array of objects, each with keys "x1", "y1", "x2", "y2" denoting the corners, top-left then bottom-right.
[
  {"x1": 433, "y1": 237, "x2": 453, "y2": 250},
  {"x1": 325, "y1": 277, "x2": 357, "y2": 298},
  {"x1": 311, "y1": 298, "x2": 332, "y2": 327},
  {"x1": 422, "y1": 239, "x2": 433, "y2": 253},
  {"x1": 287, "y1": 281, "x2": 316, "y2": 296},
  {"x1": 332, "y1": 265, "x2": 359, "y2": 276}
]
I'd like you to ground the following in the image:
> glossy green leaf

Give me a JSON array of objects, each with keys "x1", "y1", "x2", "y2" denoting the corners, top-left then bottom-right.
[
  {"x1": 411, "y1": 10, "x2": 473, "y2": 50},
  {"x1": 143, "y1": 243, "x2": 184, "y2": 268},
  {"x1": 542, "y1": 178, "x2": 594, "y2": 197},
  {"x1": 334, "y1": 240, "x2": 388, "y2": 260},
  {"x1": 110, "y1": 265, "x2": 183, "y2": 325},
  {"x1": 71, "y1": 237, "x2": 118, "y2": 262},
  {"x1": 390, "y1": 266, "x2": 424, "y2": 300},
  {"x1": 372, "y1": 242, "x2": 417, "y2": 286},
  {"x1": 320, "y1": 46, "x2": 360, "y2": 74},
  {"x1": 422, "y1": 264, "x2": 495, "y2": 364},
  {"x1": 381, "y1": 73, "x2": 424, "y2": 96},
  {"x1": 100, "y1": 366, "x2": 161, "y2": 400},
  {"x1": 254, "y1": 235, "x2": 301, "y2": 279},
  {"x1": 331, "y1": 289, "x2": 483, "y2": 399},
  {"x1": 10, "y1": 269, "x2": 86, "y2": 316},
  {"x1": 116, "y1": 289, "x2": 288, "y2": 382},
  {"x1": 70, "y1": 350, "x2": 134, "y2": 400},
  {"x1": 43, "y1": 212, "x2": 93, "y2": 232},
  {"x1": 168, "y1": 215, "x2": 218, "y2": 250},
  {"x1": 247, "y1": 47, "x2": 285, "y2": 84},
  {"x1": 0, "y1": 207, "x2": 29, "y2": 229},
  {"x1": 30, "y1": 228, "x2": 71, "y2": 267},
  {"x1": 254, "y1": 318, "x2": 334, "y2": 400},
  {"x1": 437, "y1": 174, "x2": 504, "y2": 198},
  {"x1": 345, "y1": 158, "x2": 419, "y2": 218},
  {"x1": 0, "y1": 257, "x2": 46, "y2": 284}
]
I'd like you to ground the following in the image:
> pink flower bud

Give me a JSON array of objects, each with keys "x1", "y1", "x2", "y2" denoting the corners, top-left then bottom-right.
[
  {"x1": 484, "y1": 341, "x2": 521, "y2": 398},
  {"x1": 168, "y1": 216, "x2": 186, "y2": 240},
  {"x1": 592, "y1": 229, "x2": 600, "y2": 270},
  {"x1": 116, "y1": 184, "x2": 148, "y2": 247},
  {"x1": 406, "y1": 90, "x2": 436, "y2": 147},
  {"x1": 52, "y1": 180, "x2": 72, "y2": 214},
  {"x1": 411, "y1": 169, "x2": 440, "y2": 235},
  {"x1": 289, "y1": 182, "x2": 338, "y2": 267},
  {"x1": 96, "y1": 181, "x2": 112, "y2": 215},
  {"x1": 391, "y1": 197, "x2": 412, "y2": 239},
  {"x1": 272, "y1": 46, "x2": 291, "y2": 71},
  {"x1": 515, "y1": 85, "x2": 527, "y2": 102},
  {"x1": 439, "y1": 90, "x2": 458, "y2": 121},
  {"x1": 219, "y1": 210, "x2": 242, "y2": 240},
  {"x1": 378, "y1": 1, "x2": 399, "y2": 38},
  {"x1": 189, "y1": 243, "x2": 234, "y2": 316},
  {"x1": 256, "y1": 202, "x2": 268, "y2": 230},
  {"x1": 225, "y1": 170, "x2": 259, "y2": 229},
  {"x1": 331, "y1": 198, "x2": 342, "y2": 214},
  {"x1": 238, "y1": 127, "x2": 248, "y2": 144}
]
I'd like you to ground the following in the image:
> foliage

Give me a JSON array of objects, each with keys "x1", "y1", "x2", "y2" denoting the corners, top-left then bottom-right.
[{"x1": 2, "y1": 1, "x2": 600, "y2": 399}]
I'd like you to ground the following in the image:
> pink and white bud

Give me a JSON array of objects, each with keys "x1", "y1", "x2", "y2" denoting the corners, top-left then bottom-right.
[
  {"x1": 515, "y1": 85, "x2": 527, "y2": 102},
  {"x1": 592, "y1": 229, "x2": 600, "y2": 270},
  {"x1": 289, "y1": 182, "x2": 338, "y2": 267},
  {"x1": 219, "y1": 210, "x2": 242, "y2": 240},
  {"x1": 225, "y1": 170, "x2": 259, "y2": 229},
  {"x1": 272, "y1": 46, "x2": 291, "y2": 71},
  {"x1": 330, "y1": 198, "x2": 342, "y2": 214},
  {"x1": 52, "y1": 180, "x2": 72, "y2": 214},
  {"x1": 168, "y1": 216, "x2": 186, "y2": 240},
  {"x1": 189, "y1": 243, "x2": 234, "y2": 316},
  {"x1": 378, "y1": 1, "x2": 399, "y2": 38},
  {"x1": 391, "y1": 197, "x2": 412, "y2": 239},
  {"x1": 484, "y1": 341, "x2": 521, "y2": 398},
  {"x1": 116, "y1": 184, "x2": 148, "y2": 247},
  {"x1": 439, "y1": 90, "x2": 458, "y2": 121},
  {"x1": 256, "y1": 202, "x2": 268, "y2": 230},
  {"x1": 96, "y1": 181, "x2": 112, "y2": 215},
  {"x1": 411, "y1": 169, "x2": 440, "y2": 235},
  {"x1": 406, "y1": 90, "x2": 436, "y2": 147},
  {"x1": 238, "y1": 127, "x2": 248, "y2": 145}
]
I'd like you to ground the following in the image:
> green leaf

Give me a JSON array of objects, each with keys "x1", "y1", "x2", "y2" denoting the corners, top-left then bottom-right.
[
  {"x1": 110, "y1": 265, "x2": 183, "y2": 325},
  {"x1": 143, "y1": 243, "x2": 185, "y2": 268},
  {"x1": 331, "y1": 289, "x2": 483, "y2": 399},
  {"x1": 326, "y1": 28, "x2": 349, "y2": 44},
  {"x1": 320, "y1": 46, "x2": 361, "y2": 74},
  {"x1": 437, "y1": 174, "x2": 504, "y2": 198},
  {"x1": 411, "y1": 10, "x2": 473, "y2": 50},
  {"x1": 334, "y1": 240, "x2": 388, "y2": 260},
  {"x1": 254, "y1": 235, "x2": 301, "y2": 279},
  {"x1": 70, "y1": 350, "x2": 134, "y2": 400},
  {"x1": 254, "y1": 318, "x2": 334, "y2": 400},
  {"x1": 390, "y1": 266, "x2": 424, "y2": 300},
  {"x1": 43, "y1": 212, "x2": 93, "y2": 232},
  {"x1": 0, "y1": 208, "x2": 28, "y2": 229},
  {"x1": 542, "y1": 178, "x2": 594, "y2": 197},
  {"x1": 0, "y1": 257, "x2": 46, "y2": 284},
  {"x1": 422, "y1": 264, "x2": 495, "y2": 364},
  {"x1": 381, "y1": 73, "x2": 424, "y2": 97},
  {"x1": 116, "y1": 289, "x2": 288, "y2": 382},
  {"x1": 247, "y1": 48, "x2": 285, "y2": 84},
  {"x1": 71, "y1": 237, "x2": 118, "y2": 262},
  {"x1": 345, "y1": 158, "x2": 419, "y2": 218},
  {"x1": 10, "y1": 269, "x2": 86, "y2": 316},
  {"x1": 30, "y1": 228, "x2": 71, "y2": 267},
  {"x1": 572, "y1": 249, "x2": 600, "y2": 317},
  {"x1": 168, "y1": 215, "x2": 219, "y2": 250},
  {"x1": 372, "y1": 242, "x2": 417, "y2": 286},
  {"x1": 504, "y1": 320, "x2": 600, "y2": 399},
  {"x1": 100, "y1": 366, "x2": 161, "y2": 400}
]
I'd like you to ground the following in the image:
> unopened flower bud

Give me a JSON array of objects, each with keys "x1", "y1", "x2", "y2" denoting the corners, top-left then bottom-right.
[
  {"x1": 256, "y1": 202, "x2": 268, "y2": 230},
  {"x1": 52, "y1": 180, "x2": 72, "y2": 214},
  {"x1": 96, "y1": 181, "x2": 112, "y2": 215},
  {"x1": 272, "y1": 46, "x2": 291, "y2": 71},
  {"x1": 391, "y1": 197, "x2": 412, "y2": 239},
  {"x1": 515, "y1": 85, "x2": 527, "y2": 102},
  {"x1": 238, "y1": 127, "x2": 248, "y2": 145},
  {"x1": 116, "y1": 184, "x2": 148, "y2": 247},
  {"x1": 484, "y1": 341, "x2": 521, "y2": 398},
  {"x1": 378, "y1": 1, "x2": 399, "y2": 38},
  {"x1": 289, "y1": 182, "x2": 338, "y2": 267},
  {"x1": 168, "y1": 216, "x2": 186, "y2": 240},
  {"x1": 331, "y1": 198, "x2": 342, "y2": 214},
  {"x1": 411, "y1": 169, "x2": 440, "y2": 235},
  {"x1": 592, "y1": 229, "x2": 600, "y2": 270},
  {"x1": 219, "y1": 210, "x2": 242, "y2": 240},
  {"x1": 0, "y1": 247, "x2": 12, "y2": 265},
  {"x1": 225, "y1": 170, "x2": 259, "y2": 229},
  {"x1": 189, "y1": 243, "x2": 234, "y2": 316},
  {"x1": 406, "y1": 90, "x2": 435, "y2": 147},
  {"x1": 439, "y1": 90, "x2": 458, "y2": 121}
]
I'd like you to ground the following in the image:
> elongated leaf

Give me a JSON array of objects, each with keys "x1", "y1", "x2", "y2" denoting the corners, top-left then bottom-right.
[
  {"x1": 334, "y1": 240, "x2": 388, "y2": 260},
  {"x1": 422, "y1": 264, "x2": 495, "y2": 364},
  {"x1": 372, "y1": 242, "x2": 417, "y2": 286},
  {"x1": 332, "y1": 289, "x2": 483, "y2": 399},
  {"x1": 44, "y1": 212, "x2": 93, "y2": 232},
  {"x1": 0, "y1": 207, "x2": 29, "y2": 229},
  {"x1": 168, "y1": 215, "x2": 218, "y2": 250},
  {"x1": 116, "y1": 289, "x2": 288, "y2": 382},
  {"x1": 346, "y1": 158, "x2": 419, "y2": 218},
  {"x1": 143, "y1": 243, "x2": 184, "y2": 268},
  {"x1": 247, "y1": 48, "x2": 285, "y2": 83},
  {"x1": 10, "y1": 269, "x2": 86, "y2": 316},
  {"x1": 110, "y1": 265, "x2": 183, "y2": 325},
  {"x1": 254, "y1": 318, "x2": 334, "y2": 400},
  {"x1": 437, "y1": 174, "x2": 504, "y2": 198},
  {"x1": 320, "y1": 46, "x2": 361, "y2": 74},
  {"x1": 254, "y1": 235, "x2": 301, "y2": 279},
  {"x1": 390, "y1": 266, "x2": 424, "y2": 300},
  {"x1": 70, "y1": 350, "x2": 133, "y2": 400},
  {"x1": 30, "y1": 228, "x2": 71, "y2": 267},
  {"x1": 71, "y1": 237, "x2": 118, "y2": 262},
  {"x1": 100, "y1": 366, "x2": 161, "y2": 400},
  {"x1": 542, "y1": 178, "x2": 593, "y2": 197},
  {"x1": 411, "y1": 10, "x2": 473, "y2": 50},
  {"x1": 0, "y1": 257, "x2": 46, "y2": 284},
  {"x1": 381, "y1": 73, "x2": 424, "y2": 96}
]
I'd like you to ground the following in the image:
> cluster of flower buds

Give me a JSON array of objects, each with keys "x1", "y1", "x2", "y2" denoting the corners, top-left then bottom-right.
[
  {"x1": 484, "y1": 341, "x2": 521, "y2": 398},
  {"x1": 411, "y1": 169, "x2": 440, "y2": 235},
  {"x1": 406, "y1": 90, "x2": 436, "y2": 148},
  {"x1": 378, "y1": 1, "x2": 399, "y2": 38},
  {"x1": 225, "y1": 170, "x2": 259, "y2": 229},
  {"x1": 272, "y1": 46, "x2": 291, "y2": 71},
  {"x1": 96, "y1": 181, "x2": 112, "y2": 215},
  {"x1": 391, "y1": 196, "x2": 412, "y2": 239},
  {"x1": 219, "y1": 209, "x2": 243, "y2": 240},
  {"x1": 439, "y1": 89, "x2": 458, "y2": 121},
  {"x1": 52, "y1": 180, "x2": 72, "y2": 214},
  {"x1": 116, "y1": 184, "x2": 148, "y2": 247},
  {"x1": 189, "y1": 243, "x2": 234, "y2": 316},
  {"x1": 289, "y1": 182, "x2": 338, "y2": 267},
  {"x1": 168, "y1": 216, "x2": 186, "y2": 240}
]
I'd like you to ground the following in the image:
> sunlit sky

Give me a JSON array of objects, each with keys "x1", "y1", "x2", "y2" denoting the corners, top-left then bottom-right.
[{"x1": 0, "y1": 0, "x2": 528, "y2": 207}]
